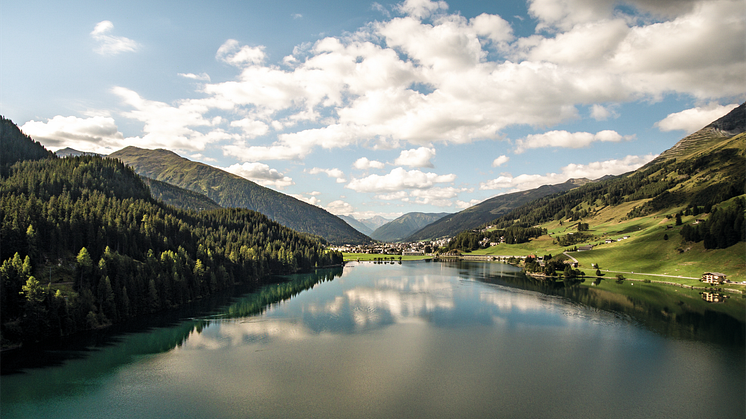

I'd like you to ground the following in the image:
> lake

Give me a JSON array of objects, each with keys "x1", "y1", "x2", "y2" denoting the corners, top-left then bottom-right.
[{"x1": 2, "y1": 261, "x2": 744, "y2": 419}]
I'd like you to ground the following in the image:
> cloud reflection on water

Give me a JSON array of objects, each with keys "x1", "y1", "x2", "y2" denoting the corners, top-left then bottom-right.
[{"x1": 183, "y1": 262, "x2": 595, "y2": 350}]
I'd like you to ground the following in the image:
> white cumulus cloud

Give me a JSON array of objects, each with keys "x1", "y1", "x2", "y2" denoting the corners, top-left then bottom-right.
[
  {"x1": 347, "y1": 167, "x2": 456, "y2": 193},
  {"x1": 655, "y1": 103, "x2": 740, "y2": 134},
  {"x1": 21, "y1": 115, "x2": 126, "y2": 154},
  {"x1": 354, "y1": 157, "x2": 386, "y2": 170},
  {"x1": 90, "y1": 21, "x2": 139, "y2": 55},
  {"x1": 456, "y1": 198, "x2": 481, "y2": 209},
  {"x1": 216, "y1": 39, "x2": 266, "y2": 66},
  {"x1": 492, "y1": 155, "x2": 509, "y2": 167},
  {"x1": 178, "y1": 73, "x2": 211, "y2": 82},
  {"x1": 70, "y1": 0, "x2": 743, "y2": 178},
  {"x1": 515, "y1": 130, "x2": 633, "y2": 153},
  {"x1": 222, "y1": 162, "x2": 294, "y2": 189},
  {"x1": 113, "y1": 86, "x2": 234, "y2": 151},
  {"x1": 309, "y1": 167, "x2": 347, "y2": 183},
  {"x1": 394, "y1": 147, "x2": 436, "y2": 168},
  {"x1": 325, "y1": 200, "x2": 355, "y2": 215},
  {"x1": 396, "y1": 0, "x2": 448, "y2": 19},
  {"x1": 480, "y1": 154, "x2": 656, "y2": 191}
]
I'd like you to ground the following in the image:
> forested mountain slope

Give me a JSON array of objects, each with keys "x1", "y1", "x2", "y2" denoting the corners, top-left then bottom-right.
[
  {"x1": 0, "y1": 116, "x2": 54, "y2": 173},
  {"x1": 141, "y1": 177, "x2": 222, "y2": 212},
  {"x1": 0, "y1": 121, "x2": 342, "y2": 347},
  {"x1": 407, "y1": 179, "x2": 589, "y2": 241},
  {"x1": 109, "y1": 147, "x2": 371, "y2": 245},
  {"x1": 371, "y1": 212, "x2": 449, "y2": 242}
]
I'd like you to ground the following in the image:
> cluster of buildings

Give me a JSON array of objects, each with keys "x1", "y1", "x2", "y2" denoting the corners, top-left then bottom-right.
[
  {"x1": 332, "y1": 238, "x2": 451, "y2": 256},
  {"x1": 604, "y1": 235, "x2": 631, "y2": 244}
]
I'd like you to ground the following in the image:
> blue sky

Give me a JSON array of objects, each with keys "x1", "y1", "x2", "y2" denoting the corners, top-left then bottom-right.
[{"x1": 2, "y1": 0, "x2": 744, "y2": 221}]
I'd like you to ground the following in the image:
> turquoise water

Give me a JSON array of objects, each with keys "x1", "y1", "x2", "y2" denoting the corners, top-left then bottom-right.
[{"x1": 2, "y1": 261, "x2": 744, "y2": 418}]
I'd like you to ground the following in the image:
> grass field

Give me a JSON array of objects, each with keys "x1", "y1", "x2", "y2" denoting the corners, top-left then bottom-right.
[{"x1": 462, "y1": 198, "x2": 746, "y2": 288}]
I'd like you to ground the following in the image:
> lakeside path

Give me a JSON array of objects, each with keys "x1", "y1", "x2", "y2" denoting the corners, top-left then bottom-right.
[{"x1": 562, "y1": 252, "x2": 578, "y2": 264}]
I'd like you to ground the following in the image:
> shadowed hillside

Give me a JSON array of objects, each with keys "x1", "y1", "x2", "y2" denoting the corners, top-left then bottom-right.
[
  {"x1": 109, "y1": 147, "x2": 371, "y2": 245},
  {"x1": 407, "y1": 179, "x2": 590, "y2": 241}
]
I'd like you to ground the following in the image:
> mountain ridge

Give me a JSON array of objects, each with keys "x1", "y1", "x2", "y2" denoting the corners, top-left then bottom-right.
[
  {"x1": 652, "y1": 102, "x2": 746, "y2": 164},
  {"x1": 446, "y1": 103, "x2": 745, "y2": 260},
  {"x1": 338, "y1": 215, "x2": 375, "y2": 236},
  {"x1": 109, "y1": 147, "x2": 372, "y2": 245},
  {"x1": 406, "y1": 178, "x2": 590, "y2": 241},
  {"x1": 371, "y1": 212, "x2": 450, "y2": 242}
]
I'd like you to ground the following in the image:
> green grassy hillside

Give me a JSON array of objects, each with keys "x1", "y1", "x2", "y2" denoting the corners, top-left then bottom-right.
[{"x1": 109, "y1": 147, "x2": 372, "y2": 245}]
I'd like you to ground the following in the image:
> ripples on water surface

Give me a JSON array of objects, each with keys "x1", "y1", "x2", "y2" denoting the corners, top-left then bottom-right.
[{"x1": 2, "y1": 261, "x2": 744, "y2": 419}]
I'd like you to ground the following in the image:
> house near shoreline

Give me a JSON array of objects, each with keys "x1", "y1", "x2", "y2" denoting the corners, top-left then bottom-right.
[
  {"x1": 700, "y1": 291, "x2": 728, "y2": 303},
  {"x1": 701, "y1": 272, "x2": 727, "y2": 284}
]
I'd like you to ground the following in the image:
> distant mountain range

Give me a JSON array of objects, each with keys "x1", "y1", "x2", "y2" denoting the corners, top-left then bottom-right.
[
  {"x1": 406, "y1": 179, "x2": 591, "y2": 241},
  {"x1": 338, "y1": 215, "x2": 375, "y2": 236},
  {"x1": 55, "y1": 147, "x2": 103, "y2": 158},
  {"x1": 371, "y1": 212, "x2": 449, "y2": 242},
  {"x1": 359, "y1": 216, "x2": 391, "y2": 231},
  {"x1": 109, "y1": 147, "x2": 371, "y2": 245}
]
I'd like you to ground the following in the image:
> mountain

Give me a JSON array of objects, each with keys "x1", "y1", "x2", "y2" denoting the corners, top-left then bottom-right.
[
  {"x1": 651, "y1": 103, "x2": 746, "y2": 164},
  {"x1": 55, "y1": 147, "x2": 103, "y2": 158},
  {"x1": 109, "y1": 147, "x2": 371, "y2": 245},
  {"x1": 406, "y1": 179, "x2": 590, "y2": 241},
  {"x1": 447, "y1": 102, "x2": 745, "y2": 255},
  {"x1": 371, "y1": 212, "x2": 450, "y2": 242},
  {"x1": 1, "y1": 122, "x2": 343, "y2": 346},
  {"x1": 142, "y1": 177, "x2": 222, "y2": 212},
  {"x1": 0, "y1": 116, "x2": 54, "y2": 170},
  {"x1": 359, "y1": 216, "x2": 392, "y2": 231},
  {"x1": 338, "y1": 215, "x2": 375, "y2": 236}
]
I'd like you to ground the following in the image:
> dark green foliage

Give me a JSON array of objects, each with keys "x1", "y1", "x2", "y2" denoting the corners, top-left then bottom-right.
[
  {"x1": 446, "y1": 225, "x2": 546, "y2": 251},
  {"x1": 142, "y1": 177, "x2": 222, "y2": 212},
  {"x1": 554, "y1": 232, "x2": 593, "y2": 247},
  {"x1": 680, "y1": 198, "x2": 745, "y2": 249},
  {"x1": 1, "y1": 139, "x2": 342, "y2": 346},
  {"x1": 109, "y1": 147, "x2": 371, "y2": 245},
  {"x1": 524, "y1": 256, "x2": 581, "y2": 279},
  {"x1": 0, "y1": 116, "x2": 54, "y2": 173}
]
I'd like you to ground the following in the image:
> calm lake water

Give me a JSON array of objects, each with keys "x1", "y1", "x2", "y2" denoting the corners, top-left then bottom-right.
[{"x1": 2, "y1": 261, "x2": 744, "y2": 419}]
